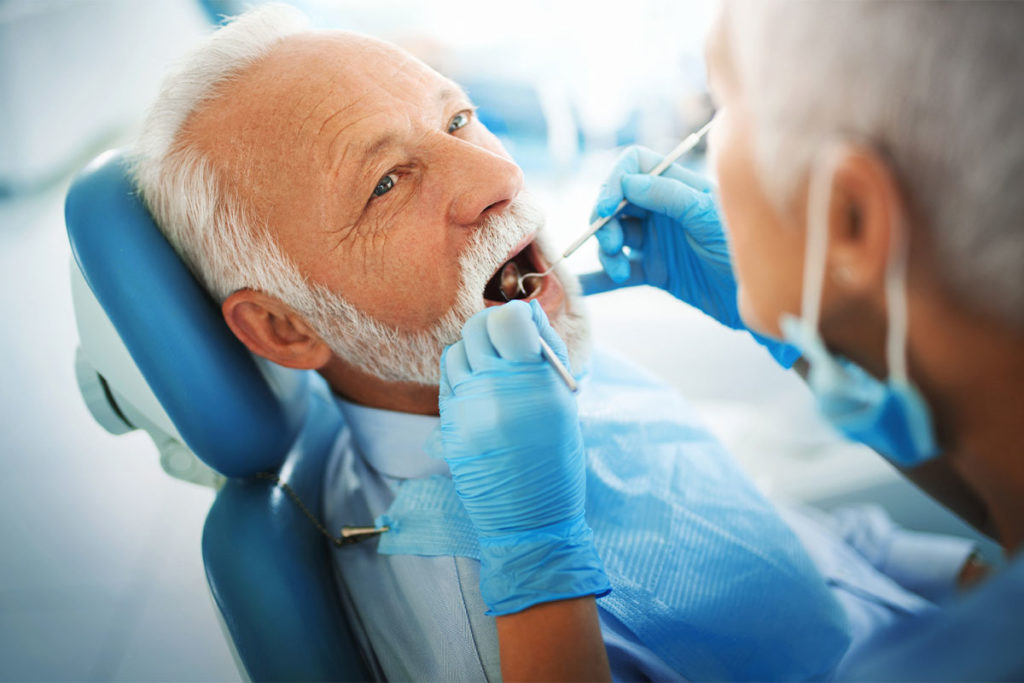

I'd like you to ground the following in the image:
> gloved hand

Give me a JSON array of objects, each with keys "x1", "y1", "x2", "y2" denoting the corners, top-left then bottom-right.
[
  {"x1": 438, "y1": 299, "x2": 610, "y2": 615},
  {"x1": 590, "y1": 145, "x2": 743, "y2": 326},
  {"x1": 590, "y1": 145, "x2": 801, "y2": 367}
]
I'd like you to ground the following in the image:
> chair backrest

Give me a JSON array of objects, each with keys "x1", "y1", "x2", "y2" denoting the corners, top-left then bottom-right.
[
  {"x1": 65, "y1": 149, "x2": 373, "y2": 681},
  {"x1": 66, "y1": 149, "x2": 307, "y2": 477}
]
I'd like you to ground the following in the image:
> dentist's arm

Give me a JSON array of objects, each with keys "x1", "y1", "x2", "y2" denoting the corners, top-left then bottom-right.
[{"x1": 438, "y1": 300, "x2": 611, "y2": 681}]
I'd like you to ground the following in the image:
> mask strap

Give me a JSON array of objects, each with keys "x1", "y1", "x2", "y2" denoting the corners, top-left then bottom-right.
[
  {"x1": 801, "y1": 151, "x2": 840, "y2": 332},
  {"x1": 885, "y1": 203, "x2": 911, "y2": 384}
]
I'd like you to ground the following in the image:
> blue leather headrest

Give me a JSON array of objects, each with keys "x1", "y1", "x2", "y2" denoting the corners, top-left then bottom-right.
[{"x1": 65, "y1": 149, "x2": 308, "y2": 477}]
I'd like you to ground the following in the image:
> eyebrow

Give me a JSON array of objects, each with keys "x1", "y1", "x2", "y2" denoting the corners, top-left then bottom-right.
[
  {"x1": 438, "y1": 84, "x2": 470, "y2": 107},
  {"x1": 341, "y1": 83, "x2": 473, "y2": 181},
  {"x1": 358, "y1": 133, "x2": 398, "y2": 169}
]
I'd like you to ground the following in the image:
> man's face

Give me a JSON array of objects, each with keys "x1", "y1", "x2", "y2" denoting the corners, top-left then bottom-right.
[
  {"x1": 189, "y1": 31, "x2": 580, "y2": 380},
  {"x1": 705, "y1": 8, "x2": 805, "y2": 336}
]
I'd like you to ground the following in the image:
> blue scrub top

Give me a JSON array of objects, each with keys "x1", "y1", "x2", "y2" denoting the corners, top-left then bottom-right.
[{"x1": 840, "y1": 552, "x2": 1024, "y2": 680}]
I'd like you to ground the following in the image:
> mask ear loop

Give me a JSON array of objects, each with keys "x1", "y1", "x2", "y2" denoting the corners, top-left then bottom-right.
[
  {"x1": 884, "y1": 194, "x2": 911, "y2": 384},
  {"x1": 806, "y1": 145, "x2": 912, "y2": 384},
  {"x1": 801, "y1": 149, "x2": 842, "y2": 333}
]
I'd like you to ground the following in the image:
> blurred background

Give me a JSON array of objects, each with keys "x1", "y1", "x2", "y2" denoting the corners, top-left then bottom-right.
[{"x1": 0, "y1": 0, "x2": 996, "y2": 680}]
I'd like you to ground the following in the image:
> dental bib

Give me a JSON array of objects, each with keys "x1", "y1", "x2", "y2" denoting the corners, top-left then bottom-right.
[{"x1": 377, "y1": 351, "x2": 851, "y2": 681}]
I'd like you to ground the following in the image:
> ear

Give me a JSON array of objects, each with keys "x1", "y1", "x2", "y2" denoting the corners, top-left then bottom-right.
[
  {"x1": 221, "y1": 289, "x2": 333, "y2": 370},
  {"x1": 824, "y1": 145, "x2": 906, "y2": 295}
]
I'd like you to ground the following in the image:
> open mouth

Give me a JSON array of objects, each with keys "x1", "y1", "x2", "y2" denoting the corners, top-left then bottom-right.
[{"x1": 483, "y1": 240, "x2": 546, "y2": 304}]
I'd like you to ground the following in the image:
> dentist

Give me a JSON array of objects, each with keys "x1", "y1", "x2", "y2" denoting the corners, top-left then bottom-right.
[{"x1": 438, "y1": 1, "x2": 1024, "y2": 679}]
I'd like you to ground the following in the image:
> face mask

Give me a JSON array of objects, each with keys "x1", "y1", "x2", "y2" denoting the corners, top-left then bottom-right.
[{"x1": 779, "y1": 150, "x2": 939, "y2": 467}]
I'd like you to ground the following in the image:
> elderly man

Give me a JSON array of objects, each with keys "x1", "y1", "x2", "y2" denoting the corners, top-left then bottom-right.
[{"x1": 131, "y1": 4, "x2": 981, "y2": 681}]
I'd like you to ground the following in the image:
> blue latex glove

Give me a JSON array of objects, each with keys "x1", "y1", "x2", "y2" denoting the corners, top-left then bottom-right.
[
  {"x1": 438, "y1": 300, "x2": 611, "y2": 615},
  {"x1": 590, "y1": 145, "x2": 801, "y2": 367}
]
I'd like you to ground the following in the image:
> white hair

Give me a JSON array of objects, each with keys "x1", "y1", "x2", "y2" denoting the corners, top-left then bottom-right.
[
  {"x1": 130, "y1": 3, "x2": 589, "y2": 385},
  {"x1": 130, "y1": 3, "x2": 310, "y2": 305},
  {"x1": 724, "y1": 0, "x2": 1024, "y2": 327}
]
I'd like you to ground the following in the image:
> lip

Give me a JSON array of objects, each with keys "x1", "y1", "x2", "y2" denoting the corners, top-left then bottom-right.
[{"x1": 483, "y1": 233, "x2": 565, "y2": 319}]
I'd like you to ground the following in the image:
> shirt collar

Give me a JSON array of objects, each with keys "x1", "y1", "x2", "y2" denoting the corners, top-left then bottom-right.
[{"x1": 334, "y1": 396, "x2": 449, "y2": 480}]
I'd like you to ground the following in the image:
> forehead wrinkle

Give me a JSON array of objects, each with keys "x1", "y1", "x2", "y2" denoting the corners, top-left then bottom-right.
[
  {"x1": 326, "y1": 110, "x2": 383, "y2": 179},
  {"x1": 294, "y1": 90, "x2": 334, "y2": 144},
  {"x1": 318, "y1": 90, "x2": 370, "y2": 137},
  {"x1": 332, "y1": 82, "x2": 467, "y2": 177}
]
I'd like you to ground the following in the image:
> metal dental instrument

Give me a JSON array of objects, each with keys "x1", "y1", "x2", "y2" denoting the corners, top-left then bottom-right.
[
  {"x1": 516, "y1": 118, "x2": 715, "y2": 294},
  {"x1": 539, "y1": 336, "x2": 578, "y2": 393},
  {"x1": 498, "y1": 270, "x2": 578, "y2": 393}
]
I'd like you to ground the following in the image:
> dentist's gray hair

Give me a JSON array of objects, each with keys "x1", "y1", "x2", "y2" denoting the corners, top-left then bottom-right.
[
  {"x1": 130, "y1": 3, "x2": 311, "y2": 306},
  {"x1": 724, "y1": 0, "x2": 1024, "y2": 327}
]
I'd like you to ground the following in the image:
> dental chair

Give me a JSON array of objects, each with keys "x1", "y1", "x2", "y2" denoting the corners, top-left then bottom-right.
[{"x1": 65, "y1": 150, "x2": 372, "y2": 682}]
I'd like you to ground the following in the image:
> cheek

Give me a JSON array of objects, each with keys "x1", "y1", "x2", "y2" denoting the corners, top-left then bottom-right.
[
  {"x1": 713, "y1": 116, "x2": 803, "y2": 336},
  {"x1": 362, "y1": 221, "x2": 465, "y2": 328},
  {"x1": 308, "y1": 206, "x2": 465, "y2": 331}
]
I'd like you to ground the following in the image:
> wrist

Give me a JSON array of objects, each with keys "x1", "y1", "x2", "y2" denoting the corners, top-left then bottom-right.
[{"x1": 478, "y1": 516, "x2": 611, "y2": 616}]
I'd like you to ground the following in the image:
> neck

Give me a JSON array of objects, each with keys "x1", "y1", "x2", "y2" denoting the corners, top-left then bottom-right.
[
  {"x1": 822, "y1": 281, "x2": 1024, "y2": 554},
  {"x1": 911, "y1": 293, "x2": 1024, "y2": 554},
  {"x1": 318, "y1": 354, "x2": 440, "y2": 416}
]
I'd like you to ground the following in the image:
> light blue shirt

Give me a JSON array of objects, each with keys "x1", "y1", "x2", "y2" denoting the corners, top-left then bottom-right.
[{"x1": 324, "y1": 348, "x2": 974, "y2": 680}]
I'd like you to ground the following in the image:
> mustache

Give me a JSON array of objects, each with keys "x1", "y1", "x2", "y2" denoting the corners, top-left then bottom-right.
[{"x1": 459, "y1": 192, "x2": 547, "y2": 295}]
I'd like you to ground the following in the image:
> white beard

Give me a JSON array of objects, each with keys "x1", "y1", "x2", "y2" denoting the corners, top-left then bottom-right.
[{"x1": 295, "y1": 192, "x2": 590, "y2": 386}]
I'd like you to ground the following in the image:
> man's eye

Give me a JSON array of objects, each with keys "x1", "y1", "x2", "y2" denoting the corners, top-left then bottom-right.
[
  {"x1": 372, "y1": 173, "x2": 397, "y2": 198},
  {"x1": 448, "y1": 110, "x2": 472, "y2": 133}
]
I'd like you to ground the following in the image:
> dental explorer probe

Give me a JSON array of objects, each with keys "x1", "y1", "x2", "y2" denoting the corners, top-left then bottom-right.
[
  {"x1": 516, "y1": 118, "x2": 715, "y2": 294},
  {"x1": 539, "y1": 336, "x2": 578, "y2": 393},
  {"x1": 498, "y1": 286, "x2": 579, "y2": 393}
]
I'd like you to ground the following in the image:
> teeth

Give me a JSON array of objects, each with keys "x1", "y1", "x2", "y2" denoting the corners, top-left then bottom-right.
[{"x1": 500, "y1": 261, "x2": 521, "y2": 300}]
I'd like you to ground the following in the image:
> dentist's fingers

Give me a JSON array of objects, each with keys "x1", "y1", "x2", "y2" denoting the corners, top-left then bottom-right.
[
  {"x1": 579, "y1": 268, "x2": 647, "y2": 295},
  {"x1": 438, "y1": 345, "x2": 454, "y2": 402},
  {"x1": 443, "y1": 340, "x2": 473, "y2": 388},
  {"x1": 529, "y1": 300, "x2": 571, "y2": 369},
  {"x1": 620, "y1": 173, "x2": 718, "y2": 224},
  {"x1": 486, "y1": 300, "x2": 541, "y2": 362},
  {"x1": 595, "y1": 215, "x2": 624, "y2": 255},
  {"x1": 598, "y1": 245, "x2": 632, "y2": 284},
  {"x1": 461, "y1": 309, "x2": 498, "y2": 371},
  {"x1": 619, "y1": 217, "x2": 646, "y2": 251},
  {"x1": 622, "y1": 146, "x2": 715, "y2": 192},
  {"x1": 595, "y1": 146, "x2": 715, "y2": 218}
]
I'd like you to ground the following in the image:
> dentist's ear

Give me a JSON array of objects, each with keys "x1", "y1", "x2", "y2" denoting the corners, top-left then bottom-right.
[
  {"x1": 822, "y1": 144, "x2": 908, "y2": 296},
  {"x1": 221, "y1": 289, "x2": 333, "y2": 370}
]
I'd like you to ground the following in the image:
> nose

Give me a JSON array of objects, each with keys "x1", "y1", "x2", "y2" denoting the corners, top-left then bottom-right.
[{"x1": 443, "y1": 140, "x2": 524, "y2": 227}]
